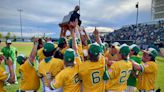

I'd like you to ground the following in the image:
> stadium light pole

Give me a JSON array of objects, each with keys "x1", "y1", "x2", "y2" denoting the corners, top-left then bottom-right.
[
  {"x1": 136, "y1": 2, "x2": 139, "y2": 26},
  {"x1": 79, "y1": 0, "x2": 80, "y2": 14},
  {"x1": 18, "y1": 9, "x2": 23, "y2": 41}
]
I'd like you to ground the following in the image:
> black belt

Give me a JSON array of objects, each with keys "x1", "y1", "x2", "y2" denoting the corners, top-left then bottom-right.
[{"x1": 16, "y1": 90, "x2": 37, "y2": 92}]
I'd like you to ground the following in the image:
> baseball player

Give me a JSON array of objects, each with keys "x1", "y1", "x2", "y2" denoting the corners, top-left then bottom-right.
[
  {"x1": 16, "y1": 38, "x2": 40, "y2": 92},
  {"x1": 1, "y1": 39, "x2": 18, "y2": 84},
  {"x1": 38, "y1": 42, "x2": 64, "y2": 92},
  {"x1": 49, "y1": 48, "x2": 81, "y2": 92},
  {"x1": 78, "y1": 43, "x2": 107, "y2": 92},
  {"x1": 106, "y1": 44, "x2": 132, "y2": 92},
  {"x1": 37, "y1": 39, "x2": 58, "y2": 63},
  {"x1": 37, "y1": 48, "x2": 46, "y2": 62},
  {"x1": 106, "y1": 42, "x2": 120, "y2": 60},
  {"x1": 105, "y1": 42, "x2": 121, "y2": 68},
  {"x1": 132, "y1": 48, "x2": 158, "y2": 92},
  {"x1": 126, "y1": 44, "x2": 142, "y2": 92},
  {"x1": 58, "y1": 37, "x2": 69, "y2": 54},
  {"x1": 0, "y1": 52, "x2": 14, "y2": 92}
]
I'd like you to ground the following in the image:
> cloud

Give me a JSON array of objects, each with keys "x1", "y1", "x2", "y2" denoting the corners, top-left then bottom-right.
[
  {"x1": 1, "y1": 31, "x2": 56, "y2": 38},
  {"x1": 0, "y1": 0, "x2": 152, "y2": 38},
  {"x1": 85, "y1": 26, "x2": 114, "y2": 33}
]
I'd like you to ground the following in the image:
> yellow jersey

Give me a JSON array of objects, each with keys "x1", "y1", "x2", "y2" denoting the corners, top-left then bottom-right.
[
  {"x1": 77, "y1": 44, "x2": 83, "y2": 59},
  {"x1": 61, "y1": 46, "x2": 69, "y2": 54},
  {"x1": 74, "y1": 57, "x2": 82, "y2": 65},
  {"x1": 19, "y1": 60, "x2": 40, "y2": 90},
  {"x1": 37, "y1": 44, "x2": 58, "y2": 62},
  {"x1": 137, "y1": 61, "x2": 158, "y2": 90},
  {"x1": 51, "y1": 65, "x2": 80, "y2": 92},
  {"x1": 78, "y1": 56, "x2": 106, "y2": 92},
  {"x1": 106, "y1": 60, "x2": 132, "y2": 91},
  {"x1": 0, "y1": 66, "x2": 8, "y2": 92},
  {"x1": 38, "y1": 58, "x2": 64, "y2": 87},
  {"x1": 37, "y1": 48, "x2": 46, "y2": 61}
]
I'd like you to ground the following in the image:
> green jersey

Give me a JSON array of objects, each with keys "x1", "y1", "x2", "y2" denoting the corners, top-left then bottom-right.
[
  {"x1": 1, "y1": 46, "x2": 17, "y2": 63},
  {"x1": 127, "y1": 55, "x2": 142, "y2": 87}
]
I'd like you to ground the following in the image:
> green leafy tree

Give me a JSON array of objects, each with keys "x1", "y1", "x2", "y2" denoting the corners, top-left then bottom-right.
[
  {"x1": 13, "y1": 34, "x2": 17, "y2": 41},
  {"x1": 0, "y1": 33, "x2": 2, "y2": 39},
  {"x1": 5, "y1": 32, "x2": 11, "y2": 40}
]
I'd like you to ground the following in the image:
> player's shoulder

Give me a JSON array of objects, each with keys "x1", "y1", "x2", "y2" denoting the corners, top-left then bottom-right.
[
  {"x1": 52, "y1": 58, "x2": 63, "y2": 62},
  {"x1": 51, "y1": 58, "x2": 64, "y2": 65},
  {"x1": 79, "y1": 60, "x2": 90, "y2": 65},
  {"x1": 19, "y1": 60, "x2": 29, "y2": 71},
  {"x1": 111, "y1": 60, "x2": 125, "y2": 67},
  {"x1": 38, "y1": 48, "x2": 43, "y2": 53},
  {"x1": 147, "y1": 61, "x2": 157, "y2": 67},
  {"x1": 58, "y1": 67, "x2": 70, "y2": 76},
  {"x1": 1, "y1": 47, "x2": 7, "y2": 51},
  {"x1": 78, "y1": 61, "x2": 90, "y2": 71},
  {"x1": 39, "y1": 59, "x2": 46, "y2": 66}
]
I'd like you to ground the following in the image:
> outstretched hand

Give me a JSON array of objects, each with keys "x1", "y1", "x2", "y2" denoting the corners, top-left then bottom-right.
[
  {"x1": 33, "y1": 38, "x2": 39, "y2": 43},
  {"x1": 93, "y1": 27, "x2": 99, "y2": 36}
]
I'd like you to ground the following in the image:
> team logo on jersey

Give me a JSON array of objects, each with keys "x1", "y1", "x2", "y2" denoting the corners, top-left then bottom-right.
[{"x1": 108, "y1": 69, "x2": 112, "y2": 73}]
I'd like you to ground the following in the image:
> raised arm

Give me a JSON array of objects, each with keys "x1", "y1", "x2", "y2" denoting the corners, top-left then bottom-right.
[
  {"x1": 93, "y1": 27, "x2": 102, "y2": 44},
  {"x1": 72, "y1": 29, "x2": 78, "y2": 54},
  {"x1": 29, "y1": 38, "x2": 38, "y2": 63},
  {"x1": 60, "y1": 26, "x2": 68, "y2": 38},
  {"x1": 69, "y1": 21, "x2": 78, "y2": 54},
  {"x1": 131, "y1": 60, "x2": 143, "y2": 72}
]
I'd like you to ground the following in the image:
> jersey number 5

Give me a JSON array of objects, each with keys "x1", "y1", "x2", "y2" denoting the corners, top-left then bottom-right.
[{"x1": 91, "y1": 71, "x2": 100, "y2": 84}]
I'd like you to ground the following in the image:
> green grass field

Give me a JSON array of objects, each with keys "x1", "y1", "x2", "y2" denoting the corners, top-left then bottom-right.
[{"x1": 0, "y1": 42, "x2": 164, "y2": 92}]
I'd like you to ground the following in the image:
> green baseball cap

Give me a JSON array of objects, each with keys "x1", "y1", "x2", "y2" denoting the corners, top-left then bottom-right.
[
  {"x1": 69, "y1": 39, "x2": 73, "y2": 48},
  {"x1": 89, "y1": 43, "x2": 101, "y2": 57},
  {"x1": 58, "y1": 37, "x2": 67, "y2": 45},
  {"x1": 17, "y1": 54, "x2": 25, "y2": 65},
  {"x1": 6, "y1": 39, "x2": 12, "y2": 44},
  {"x1": 143, "y1": 48, "x2": 158, "y2": 58},
  {"x1": 100, "y1": 43, "x2": 105, "y2": 53},
  {"x1": 43, "y1": 42, "x2": 55, "y2": 53},
  {"x1": 120, "y1": 44, "x2": 130, "y2": 56},
  {"x1": 64, "y1": 48, "x2": 75, "y2": 62},
  {"x1": 130, "y1": 44, "x2": 140, "y2": 54}
]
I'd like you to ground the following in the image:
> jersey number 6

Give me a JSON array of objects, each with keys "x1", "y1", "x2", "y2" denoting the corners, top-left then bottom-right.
[{"x1": 91, "y1": 71, "x2": 100, "y2": 84}]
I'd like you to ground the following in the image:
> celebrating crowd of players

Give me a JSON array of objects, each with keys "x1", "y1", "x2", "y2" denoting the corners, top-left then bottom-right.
[
  {"x1": 0, "y1": 19, "x2": 159, "y2": 92},
  {"x1": 0, "y1": 5, "x2": 160, "y2": 92}
]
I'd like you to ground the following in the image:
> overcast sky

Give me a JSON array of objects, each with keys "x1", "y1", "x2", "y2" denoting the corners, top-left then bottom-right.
[{"x1": 0, "y1": 0, "x2": 152, "y2": 38}]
